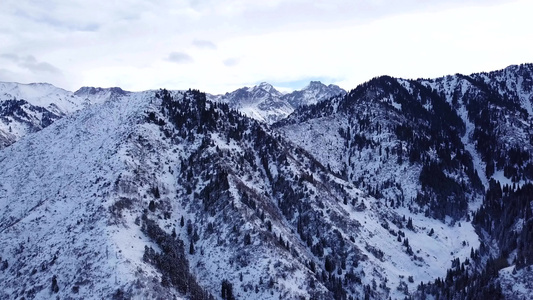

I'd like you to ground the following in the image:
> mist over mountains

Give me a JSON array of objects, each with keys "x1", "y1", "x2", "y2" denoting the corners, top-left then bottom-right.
[{"x1": 0, "y1": 64, "x2": 532, "y2": 299}]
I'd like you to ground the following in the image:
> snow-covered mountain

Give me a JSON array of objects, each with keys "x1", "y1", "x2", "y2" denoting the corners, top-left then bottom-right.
[
  {"x1": 0, "y1": 81, "x2": 343, "y2": 149},
  {"x1": 207, "y1": 82, "x2": 292, "y2": 124},
  {"x1": 275, "y1": 63, "x2": 533, "y2": 299},
  {"x1": 283, "y1": 81, "x2": 346, "y2": 108},
  {"x1": 208, "y1": 81, "x2": 346, "y2": 124},
  {"x1": 1, "y1": 64, "x2": 533, "y2": 299},
  {"x1": 0, "y1": 82, "x2": 122, "y2": 149},
  {"x1": 0, "y1": 87, "x2": 479, "y2": 300}
]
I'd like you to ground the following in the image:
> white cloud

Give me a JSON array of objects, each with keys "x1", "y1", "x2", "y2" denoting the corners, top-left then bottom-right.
[
  {"x1": 0, "y1": 0, "x2": 531, "y2": 94},
  {"x1": 167, "y1": 52, "x2": 194, "y2": 64},
  {"x1": 223, "y1": 57, "x2": 240, "y2": 67},
  {"x1": 192, "y1": 40, "x2": 217, "y2": 50},
  {"x1": 0, "y1": 53, "x2": 65, "y2": 85},
  {"x1": 2, "y1": 54, "x2": 62, "y2": 74}
]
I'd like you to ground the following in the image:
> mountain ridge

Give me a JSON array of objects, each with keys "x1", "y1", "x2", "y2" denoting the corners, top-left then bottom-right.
[{"x1": 0, "y1": 80, "x2": 345, "y2": 149}]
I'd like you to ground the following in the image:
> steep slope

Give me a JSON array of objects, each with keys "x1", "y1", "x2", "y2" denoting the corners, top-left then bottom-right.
[
  {"x1": 419, "y1": 64, "x2": 533, "y2": 187},
  {"x1": 0, "y1": 88, "x2": 477, "y2": 300},
  {"x1": 275, "y1": 63, "x2": 533, "y2": 299},
  {"x1": 208, "y1": 81, "x2": 345, "y2": 124},
  {"x1": 0, "y1": 99, "x2": 63, "y2": 148},
  {"x1": 0, "y1": 82, "x2": 121, "y2": 149},
  {"x1": 0, "y1": 90, "x2": 185, "y2": 299},
  {"x1": 154, "y1": 89, "x2": 478, "y2": 300},
  {"x1": 276, "y1": 76, "x2": 484, "y2": 221},
  {"x1": 0, "y1": 82, "x2": 84, "y2": 114}
]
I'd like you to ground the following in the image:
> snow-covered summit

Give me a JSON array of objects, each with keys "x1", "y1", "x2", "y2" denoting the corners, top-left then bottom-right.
[
  {"x1": 208, "y1": 81, "x2": 345, "y2": 124},
  {"x1": 0, "y1": 82, "x2": 131, "y2": 149},
  {"x1": 255, "y1": 82, "x2": 278, "y2": 94},
  {"x1": 0, "y1": 81, "x2": 82, "y2": 115},
  {"x1": 283, "y1": 81, "x2": 346, "y2": 108}
]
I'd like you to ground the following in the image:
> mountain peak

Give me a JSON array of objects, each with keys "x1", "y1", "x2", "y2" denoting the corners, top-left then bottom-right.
[
  {"x1": 74, "y1": 86, "x2": 128, "y2": 96},
  {"x1": 257, "y1": 82, "x2": 275, "y2": 92},
  {"x1": 307, "y1": 81, "x2": 325, "y2": 88},
  {"x1": 282, "y1": 81, "x2": 346, "y2": 108}
]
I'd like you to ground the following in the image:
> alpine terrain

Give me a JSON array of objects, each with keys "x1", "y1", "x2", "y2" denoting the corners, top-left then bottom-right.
[
  {"x1": 207, "y1": 81, "x2": 346, "y2": 124},
  {"x1": 0, "y1": 64, "x2": 532, "y2": 300}
]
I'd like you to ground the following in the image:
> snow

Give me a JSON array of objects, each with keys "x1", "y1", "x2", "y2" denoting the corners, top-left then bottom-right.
[
  {"x1": 207, "y1": 81, "x2": 345, "y2": 124},
  {"x1": 0, "y1": 81, "x2": 85, "y2": 114},
  {"x1": 499, "y1": 265, "x2": 533, "y2": 299},
  {"x1": 277, "y1": 108, "x2": 480, "y2": 299},
  {"x1": 456, "y1": 94, "x2": 489, "y2": 191},
  {"x1": 0, "y1": 82, "x2": 123, "y2": 149},
  {"x1": 341, "y1": 194, "x2": 479, "y2": 298},
  {"x1": 0, "y1": 90, "x2": 184, "y2": 299}
]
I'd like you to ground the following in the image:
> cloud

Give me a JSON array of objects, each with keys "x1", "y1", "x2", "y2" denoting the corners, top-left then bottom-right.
[
  {"x1": 223, "y1": 57, "x2": 240, "y2": 67},
  {"x1": 0, "y1": 68, "x2": 18, "y2": 82},
  {"x1": 1, "y1": 54, "x2": 62, "y2": 74},
  {"x1": 192, "y1": 40, "x2": 217, "y2": 50},
  {"x1": 11, "y1": 4, "x2": 103, "y2": 33},
  {"x1": 167, "y1": 52, "x2": 194, "y2": 64},
  {"x1": 0, "y1": 0, "x2": 530, "y2": 94},
  {"x1": 0, "y1": 54, "x2": 19, "y2": 62}
]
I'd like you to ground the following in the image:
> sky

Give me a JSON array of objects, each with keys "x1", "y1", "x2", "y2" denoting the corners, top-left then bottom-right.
[{"x1": 1, "y1": 0, "x2": 532, "y2": 94}]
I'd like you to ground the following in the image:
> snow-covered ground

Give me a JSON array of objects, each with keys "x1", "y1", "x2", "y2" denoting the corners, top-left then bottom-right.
[{"x1": 0, "y1": 90, "x2": 185, "y2": 299}]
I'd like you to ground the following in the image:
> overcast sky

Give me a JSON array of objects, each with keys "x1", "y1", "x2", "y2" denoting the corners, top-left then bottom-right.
[{"x1": 1, "y1": 0, "x2": 532, "y2": 94}]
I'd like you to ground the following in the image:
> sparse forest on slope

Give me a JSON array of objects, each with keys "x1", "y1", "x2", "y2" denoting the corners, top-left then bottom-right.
[{"x1": 276, "y1": 63, "x2": 533, "y2": 299}]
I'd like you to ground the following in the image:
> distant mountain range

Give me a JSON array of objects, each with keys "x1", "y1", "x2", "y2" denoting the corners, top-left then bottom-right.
[
  {"x1": 0, "y1": 80, "x2": 344, "y2": 148},
  {"x1": 207, "y1": 81, "x2": 346, "y2": 124}
]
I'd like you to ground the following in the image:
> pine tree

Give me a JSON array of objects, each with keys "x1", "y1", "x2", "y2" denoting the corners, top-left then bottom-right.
[
  {"x1": 189, "y1": 241, "x2": 195, "y2": 255},
  {"x1": 51, "y1": 275, "x2": 59, "y2": 293}
]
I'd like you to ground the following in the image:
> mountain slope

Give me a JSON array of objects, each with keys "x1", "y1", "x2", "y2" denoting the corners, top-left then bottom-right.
[
  {"x1": 0, "y1": 80, "x2": 343, "y2": 149},
  {"x1": 0, "y1": 90, "x2": 174, "y2": 299},
  {"x1": 275, "y1": 63, "x2": 533, "y2": 299}
]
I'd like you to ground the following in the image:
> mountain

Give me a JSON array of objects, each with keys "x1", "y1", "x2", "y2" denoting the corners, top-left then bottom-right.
[
  {"x1": 0, "y1": 81, "x2": 343, "y2": 149},
  {"x1": 1, "y1": 64, "x2": 533, "y2": 299},
  {"x1": 0, "y1": 86, "x2": 480, "y2": 300},
  {"x1": 275, "y1": 63, "x2": 533, "y2": 299},
  {"x1": 0, "y1": 82, "x2": 122, "y2": 149},
  {"x1": 207, "y1": 82, "x2": 292, "y2": 124},
  {"x1": 208, "y1": 81, "x2": 346, "y2": 124},
  {"x1": 74, "y1": 86, "x2": 131, "y2": 104},
  {"x1": 284, "y1": 81, "x2": 347, "y2": 108}
]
